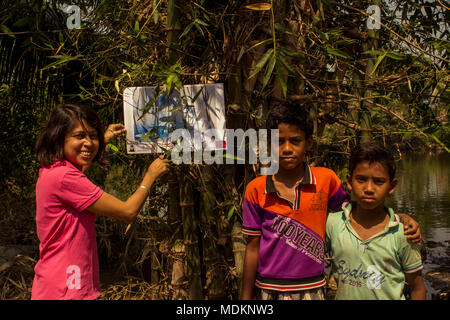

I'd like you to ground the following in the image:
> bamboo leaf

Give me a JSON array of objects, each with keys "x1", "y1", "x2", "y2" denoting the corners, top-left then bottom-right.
[
  {"x1": 277, "y1": 54, "x2": 297, "y2": 75},
  {"x1": 244, "y1": 3, "x2": 272, "y2": 10},
  {"x1": 194, "y1": 22, "x2": 205, "y2": 36},
  {"x1": 278, "y1": 47, "x2": 303, "y2": 59},
  {"x1": 153, "y1": 0, "x2": 160, "y2": 24},
  {"x1": 194, "y1": 18, "x2": 208, "y2": 27},
  {"x1": 41, "y1": 55, "x2": 83, "y2": 71},
  {"x1": 262, "y1": 53, "x2": 276, "y2": 89},
  {"x1": 247, "y1": 39, "x2": 273, "y2": 52},
  {"x1": 386, "y1": 52, "x2": 407, "y2": 61},
  {"x1": 362, "y1": 50, "x2": 385, "y2": 56},
  {"x1": 335, "y1": 39, "x2": 357, "y2": 45},
  {"x1": 222, "y1": 153, "x2": 245, "y2": 162},
  {"x1": 167, "y1": 73, "x2": 176, "y2": 94},
  {"x1": 326, "y1": 47, "x2": 351, "y2": 59},
  {"x1": 363, "y1": 50, "x2": 407, "y2": 61},
  {"x1": 0, "y1": 24, "x2": 15, "y2": 38},
  {"x1": 369, "y1": 51, "x2": 387, "y2": 76},
  {"x1": 274, "y1": 23, "x2": 288, "y2": 33},
  {"x1": 430, "y1": 134, "x2": 450, "y2": 153},
  {"x1": 249, "y1": 48, "x2": 273, "y2": 79},
  {"x1": 226, "y1": 205, "x2": 236, "y2": 220},
  {"x1": 191, "y1": 86, "x2": 204, "y2": 103},
  {"x1": 107, "y1": 143, "x2": 119, "y2": 152},
  {"x1": 275, "y1": 60, "x2": 287, "y2": 97},
  {"x1": 180, "y1": 22, "x2": 194, "y2": 39}
]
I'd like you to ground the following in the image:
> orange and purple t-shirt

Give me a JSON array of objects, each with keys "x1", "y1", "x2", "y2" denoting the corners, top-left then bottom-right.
[{"x1": 242, "y1": 164, "x2": 349, "y2": 291}]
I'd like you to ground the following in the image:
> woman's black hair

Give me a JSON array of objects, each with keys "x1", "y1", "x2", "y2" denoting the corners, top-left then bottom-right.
[
  {"x1": 35, "y1": 104, "x2": 106, "y2": 166},
  {"x1": 348, "y1": 142, "x2": 397, "y2": 181},
  {"x1": 265, "y1": 101, "x2": 314, "y2": 138}
]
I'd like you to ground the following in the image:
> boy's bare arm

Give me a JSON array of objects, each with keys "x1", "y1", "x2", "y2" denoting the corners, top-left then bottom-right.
[
  {"x1": 405, "y1": 271, "x2": 426, "y2": 300},
  {"x1": 241, "y1": 236, "x2": 260, "y2": 300}
]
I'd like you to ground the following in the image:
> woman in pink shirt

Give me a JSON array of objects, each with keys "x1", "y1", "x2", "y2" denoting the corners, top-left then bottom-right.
[{"x1": 32, "y1": 103, "x2": 169, "y2": 300}]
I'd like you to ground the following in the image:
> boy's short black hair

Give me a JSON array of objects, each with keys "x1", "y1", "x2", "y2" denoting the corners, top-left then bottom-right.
[
  {"x1": 348, "y1": 142, "x2": 396, "y2": 181},
  {"x1": 35, "y1": 103, "x2": 105, "y2": 167},
  {"x1": 266, "y1": 101, "x2": 314, "y2": 138}
]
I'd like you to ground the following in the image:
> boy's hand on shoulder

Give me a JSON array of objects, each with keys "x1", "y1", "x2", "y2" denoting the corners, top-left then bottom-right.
[{"x1": 397, "y1": 213, "x2": 422, "y2": 243}]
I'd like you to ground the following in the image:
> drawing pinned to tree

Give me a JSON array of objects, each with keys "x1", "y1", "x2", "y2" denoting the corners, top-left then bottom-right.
[{"x1": 123, "y1": 83, "x2": 226, "y2": 154}]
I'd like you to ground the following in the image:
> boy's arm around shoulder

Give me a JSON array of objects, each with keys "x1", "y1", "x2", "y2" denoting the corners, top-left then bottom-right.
[{"x1": 397, "y1": 213, "x2": 423, "y2": 244}]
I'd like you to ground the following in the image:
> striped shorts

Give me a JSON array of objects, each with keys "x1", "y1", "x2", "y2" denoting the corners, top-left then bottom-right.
[{"x1": 255, "y1": 286, "x2": 325, "y2": 300}]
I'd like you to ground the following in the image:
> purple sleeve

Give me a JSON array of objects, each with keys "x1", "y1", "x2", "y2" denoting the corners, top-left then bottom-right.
[{"x1": 328, "y1": 181, "x2": 350, "y2": 212}]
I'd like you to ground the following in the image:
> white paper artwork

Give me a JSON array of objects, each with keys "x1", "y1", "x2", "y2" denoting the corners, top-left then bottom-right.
[{"x1": 123, "y1": 83, "x2": 226, "y2": 154}]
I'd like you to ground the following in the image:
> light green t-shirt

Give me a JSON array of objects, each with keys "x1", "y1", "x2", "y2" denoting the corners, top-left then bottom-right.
[{"x1": 326, "y1": 203, "x2": 423, "y2": 300}]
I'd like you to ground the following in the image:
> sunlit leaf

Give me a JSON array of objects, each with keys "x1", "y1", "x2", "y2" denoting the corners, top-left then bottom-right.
[
  {"x1": 227, "y1": 205, "x2": 236, "y2": 220},
  {"x1": 370, "y1": 51, "x2": 387, "y2": 76},
  {"x1": 107, "y1": 143, "x2": 119, "y2": 152},
  {"x1": 222, "y1": 153, "x2": 245, "y2": 162},
  {"x1": 195, "y1": 18, "x2": 208, "y2": 27},
  {"x1": 247, "y1": 39, "x2": 273, "y2": 51},
  {"x1": 244, "y1": 3, "x2": 272, "y2": 11}
]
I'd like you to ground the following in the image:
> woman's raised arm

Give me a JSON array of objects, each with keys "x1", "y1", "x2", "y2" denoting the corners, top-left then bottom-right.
[{"x1": 87, "y1": 157, "x2": 169, "y2": 223}]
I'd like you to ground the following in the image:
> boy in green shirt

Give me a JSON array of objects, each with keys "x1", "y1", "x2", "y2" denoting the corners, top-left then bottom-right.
[{"x1": 326, "y1": 142, "x2": 426, "y2": 300}]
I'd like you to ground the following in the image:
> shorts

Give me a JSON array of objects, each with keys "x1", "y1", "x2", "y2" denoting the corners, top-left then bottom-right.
[{"x1": 254, "y1": 286, "x2": 325, "y2": 300}]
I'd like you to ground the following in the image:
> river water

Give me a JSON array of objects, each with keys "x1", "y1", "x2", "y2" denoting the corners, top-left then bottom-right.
[
  {"x1": 386, "y1": 153, "x2": 449, "y2": 299},
  {"x1": 387, "y1": 153, "x2": 450, "y2": 242}
]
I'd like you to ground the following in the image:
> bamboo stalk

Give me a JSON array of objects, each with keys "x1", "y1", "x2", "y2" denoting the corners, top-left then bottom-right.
[
  {"x1": 170, "y1": 240, "x2": 188, "y2": 300},
  {"x1": 167, "y1": 0, "x2": 181, "y2": 65},
  {"x1": 199, "y1": 165, "x2": 226, "y2": 299},
  {"x1": 178, "y1": 166, "x2": 203, "y2": 299}
]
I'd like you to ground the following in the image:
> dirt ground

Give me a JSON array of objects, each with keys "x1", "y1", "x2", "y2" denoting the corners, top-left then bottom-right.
[{"x1": 1, "y1": 241, "x2": 448, "y2": 300}]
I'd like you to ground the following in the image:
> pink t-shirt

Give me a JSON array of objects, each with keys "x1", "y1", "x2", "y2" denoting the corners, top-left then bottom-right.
[{"x1": 31, "y1": 160, "x2": 103, "y2": 300}]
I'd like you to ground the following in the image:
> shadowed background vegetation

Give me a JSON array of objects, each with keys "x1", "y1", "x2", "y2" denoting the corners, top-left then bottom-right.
[{"x1": 0, "y1": 0, "x2": 448, "y2": 299}]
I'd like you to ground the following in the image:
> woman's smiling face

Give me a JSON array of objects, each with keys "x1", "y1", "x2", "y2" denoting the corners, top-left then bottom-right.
[{"x1": 64, "y1": 120, "x2": 99, "y2": 169}]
